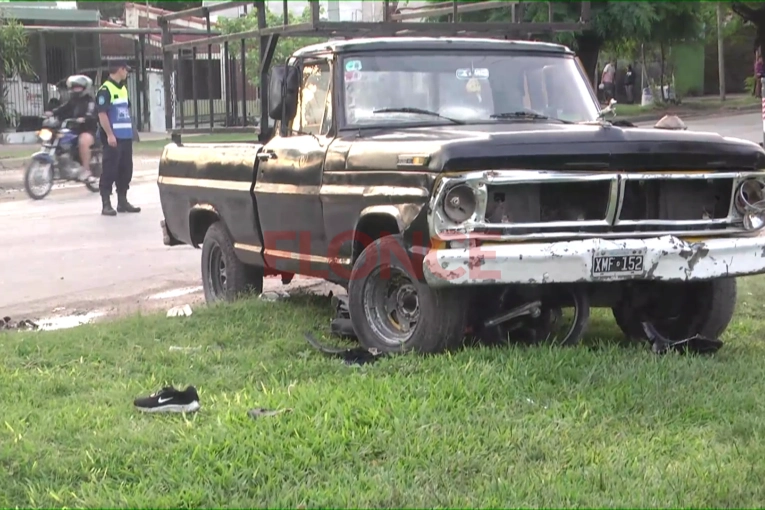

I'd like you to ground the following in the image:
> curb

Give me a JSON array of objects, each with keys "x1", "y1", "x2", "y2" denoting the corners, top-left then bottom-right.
[
  {"x1": 619, "y1": 104, "x2": 760, "y2": 124},
  {"x1": 0, "y1": 155, "x2": 161, "y2": 173}
]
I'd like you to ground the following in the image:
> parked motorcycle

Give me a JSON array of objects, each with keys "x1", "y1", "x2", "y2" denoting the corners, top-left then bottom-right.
[{"x1": 23, "y1": 116, "x2": 102, "y2": 200}]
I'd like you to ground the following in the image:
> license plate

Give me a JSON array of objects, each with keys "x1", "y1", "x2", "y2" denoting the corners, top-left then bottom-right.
[{"x1": 592, "y1": 249, "x2": 646, "y2": 277}]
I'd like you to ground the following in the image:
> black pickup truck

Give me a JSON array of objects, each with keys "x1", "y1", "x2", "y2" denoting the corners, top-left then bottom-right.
[{"x1": 158, "y1": 36, "x2": 765, "y2": 354}]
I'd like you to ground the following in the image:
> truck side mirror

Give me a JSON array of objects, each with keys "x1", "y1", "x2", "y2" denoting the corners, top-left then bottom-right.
[{"x1": 267, "y1": 65, "x2": 299, "y2": 122}]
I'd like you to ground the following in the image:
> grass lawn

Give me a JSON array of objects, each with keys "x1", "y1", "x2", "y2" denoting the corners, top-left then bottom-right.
[
  {"x1": 133, "y1": 132, "x2": 259, "y2": 155},
  {"x1": 614, "y1": 95, "x2": 760, "y2": 120},
  {"x1": 0, "y1": 133, "x2": 258, "y2": 161},
  {"x1": 3, "y1": 275, "x2": 765, "y2": 507}
]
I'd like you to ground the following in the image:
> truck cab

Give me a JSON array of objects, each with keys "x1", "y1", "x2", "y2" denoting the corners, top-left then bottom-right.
[{"x1": 158, "y1": 36, "x2": 765, "y2": 354}]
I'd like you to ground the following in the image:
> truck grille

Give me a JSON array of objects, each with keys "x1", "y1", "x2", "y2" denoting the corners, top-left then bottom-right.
[{"x1": 433, "y1": 170, "x2": 756, "y2": 241}]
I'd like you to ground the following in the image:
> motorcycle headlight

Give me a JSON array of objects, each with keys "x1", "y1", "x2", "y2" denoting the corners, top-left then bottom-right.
[
  {"x1": 38, "y1": 129, "x2": 52, "y2": 142},
  {"x1": 735, "y1": 177, "x2": 765, "y2": 231},
  {"x1": 443, "y1": 184, "x2": 477, "y2": 223}
]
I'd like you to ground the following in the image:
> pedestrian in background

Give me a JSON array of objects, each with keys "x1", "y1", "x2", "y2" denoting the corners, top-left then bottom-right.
[
  {"x1": 754, "y1": 50, "x2": 763, "y2": 99},
  {"x1": 601, "y1": 59, "x2": 616, "y2": 103},
  {"x1": 96, "y1": 59, "x2": 140, "y2": 216},
  {"x1": 625, "y1": 64, "x2": 636, "y2": 104}
]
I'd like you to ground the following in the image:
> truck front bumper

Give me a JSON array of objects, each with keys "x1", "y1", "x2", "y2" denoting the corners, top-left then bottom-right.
[{"x1": 423, "y1": 235, "x2": 765, "y2": 287}]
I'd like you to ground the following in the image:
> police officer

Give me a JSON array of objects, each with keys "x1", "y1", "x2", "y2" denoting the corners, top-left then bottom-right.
[{"x1": 96, "y1": 59, "x2": 140, "y2": 216}]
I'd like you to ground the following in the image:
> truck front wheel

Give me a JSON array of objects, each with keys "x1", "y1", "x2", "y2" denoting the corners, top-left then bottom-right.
[
  {"x1": 612, "y1": 278, "x2": 737, "y2": 341},
  {"x1": 201, "y1": 222, "x2": 264, "y2": 303},
  {"x1": 348, "y1": 235, "x2": 467, "y2": 354}
]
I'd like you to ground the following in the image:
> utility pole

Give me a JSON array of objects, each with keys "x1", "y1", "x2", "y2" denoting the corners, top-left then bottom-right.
[{"x1": 717, "y1": 1, "x2": 726, "y2": 101}]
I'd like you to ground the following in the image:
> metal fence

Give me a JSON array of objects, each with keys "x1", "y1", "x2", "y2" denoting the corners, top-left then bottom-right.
[
  {"x1": 160, "y1": 1, "x2": 261, "y2": 135},
  {"x1": 6, "y1": 22, "x2": 222, "y2": 134}
]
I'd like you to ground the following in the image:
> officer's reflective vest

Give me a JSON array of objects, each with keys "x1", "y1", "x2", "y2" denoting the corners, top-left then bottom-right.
[{"x1": 99, "y1": 80, "x2": 132, "y2": 140}]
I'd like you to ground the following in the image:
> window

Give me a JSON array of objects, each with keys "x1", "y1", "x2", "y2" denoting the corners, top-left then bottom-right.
[
  {"x1": 340, "y1": 52, "x2": 599, "y2": 127},
  {"x1": 291, "y1": 60, "x2": 332, "y2": 136}
]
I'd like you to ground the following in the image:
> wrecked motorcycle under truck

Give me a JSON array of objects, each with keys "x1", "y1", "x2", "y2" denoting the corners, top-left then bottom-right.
[{"x1": 158, "y1": 36, "x2": 765, "y2": 355}]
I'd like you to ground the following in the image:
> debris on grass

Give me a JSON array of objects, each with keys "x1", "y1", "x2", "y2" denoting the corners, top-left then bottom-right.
[
  {"x1": 166, "y1": 304, "x2": 193, "y2": 318},
  {"x1": 304, "y1": 332, "x2": 386, "y2": 366},
  {"x1": 168, "y1": 345, "x2": 202, "y2": 353},
  {"x1": 247, "y1": 407, "x2": 293, "y2": 419},
  {"x1": 259, "y1": 291, "x2": 290, "y2": 302}
]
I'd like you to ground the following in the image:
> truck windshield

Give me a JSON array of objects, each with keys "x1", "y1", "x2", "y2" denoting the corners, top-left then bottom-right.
[{"x1": 340, "y1": 52, "x2": 599, "y2": 127}]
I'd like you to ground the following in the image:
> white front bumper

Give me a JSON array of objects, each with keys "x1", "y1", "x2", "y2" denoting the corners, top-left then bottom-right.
[{"x1": 423, "y1": 235, "x2": 765, "y2": 287}]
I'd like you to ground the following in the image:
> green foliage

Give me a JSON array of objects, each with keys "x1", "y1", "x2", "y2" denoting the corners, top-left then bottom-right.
[
  {"x1": 0, "y1": 13, "x2": 30, "y2": 129},
  {"x1": 745, "y1": 74, "x2": 757, "y2": 92},
  {"x1": 218, "y1": 6, "x2": 326, "y2": 88}
]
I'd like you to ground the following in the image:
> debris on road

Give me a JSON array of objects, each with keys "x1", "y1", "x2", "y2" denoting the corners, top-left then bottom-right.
[
  {"x1": 167, "y1": 304, "x2": 193, "y2": 317},
  {"x1": 149, "y1": 286, "x2": 203, "y2": 300},
  {"x1": 248, "y1": 407, "x2": 293, "y2": 419},
  {"x1": 1, "y1": 316, "x2": 39, "y2": 331}
]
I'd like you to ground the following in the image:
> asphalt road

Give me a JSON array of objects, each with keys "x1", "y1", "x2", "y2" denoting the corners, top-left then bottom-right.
[{"x1": 1, "y1": 112, "x2": 763, "y2": 320}]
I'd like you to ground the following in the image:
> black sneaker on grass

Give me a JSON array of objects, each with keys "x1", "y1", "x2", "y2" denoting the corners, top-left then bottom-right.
[{"x1": 134, "y1": 385, "x2": 200, "y2": 413}]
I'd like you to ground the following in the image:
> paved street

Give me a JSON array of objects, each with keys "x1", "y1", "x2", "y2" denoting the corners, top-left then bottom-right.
[{"x1": 0, "y1": 111, "x2": 763, "y2": 320}]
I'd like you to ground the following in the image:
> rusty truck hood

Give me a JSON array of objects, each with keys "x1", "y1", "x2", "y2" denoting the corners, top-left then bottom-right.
[{"x1": 341, "y1": 122, "x2": 765, "y2": 172}]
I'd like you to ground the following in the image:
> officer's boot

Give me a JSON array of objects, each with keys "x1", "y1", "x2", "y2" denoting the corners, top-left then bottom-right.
[
  {"x1": 101, "y1": 195, "x2": 117, "y2": 216},
  {"x1": 117, "y1": 191, "x2": 141, "y2": 213}
]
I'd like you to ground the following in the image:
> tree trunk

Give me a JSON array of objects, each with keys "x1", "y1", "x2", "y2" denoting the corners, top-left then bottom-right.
[
  {"x1": 575, "y1": 32, "x2": 602, "y2": 88},
  {"x1": 717, "y1": 2, "x2": 726, "y2": 101},
  {"x1": 660, "y1": 42, "x2": 666, "y2": 102}
]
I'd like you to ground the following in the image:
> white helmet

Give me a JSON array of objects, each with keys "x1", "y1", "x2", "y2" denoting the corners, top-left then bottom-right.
[{"x1": 65, "y1": 75, "x2": 92, "y2": 96}]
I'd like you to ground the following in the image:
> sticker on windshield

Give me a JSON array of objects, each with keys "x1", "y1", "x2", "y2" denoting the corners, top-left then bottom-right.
[
  {"x1": 456, "y1": 68, "x2": 489, "y2": 80},
  {"x1": 345, "y1": 70, "x2": 362, "y2": 83},
  {"x1": 345, "y1": 59, "x2": 362, "y2": 72}
]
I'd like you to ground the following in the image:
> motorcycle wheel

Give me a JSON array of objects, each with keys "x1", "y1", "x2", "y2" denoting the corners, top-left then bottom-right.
[
  {"x1": 86, "y1": 153, "x2": 102, "y2": 193},
  {"x1": 24, "y1": 160, "x2": 54, "y2": 200}
]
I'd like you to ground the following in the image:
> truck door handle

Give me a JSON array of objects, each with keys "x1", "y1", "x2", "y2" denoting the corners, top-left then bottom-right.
[{"x1": 257, "y1": 150, "x2": 277, "y2": 161}]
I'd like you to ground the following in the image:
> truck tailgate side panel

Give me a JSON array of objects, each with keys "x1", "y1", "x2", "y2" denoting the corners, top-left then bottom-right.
[{"x1": 157, "y1": 142, "x2": 266, "y2": 265}]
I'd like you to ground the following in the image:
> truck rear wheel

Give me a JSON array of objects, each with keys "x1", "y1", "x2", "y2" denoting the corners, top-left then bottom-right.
[
  {"x1": 612, "y1": 278, "x2": 737, "y2": 341},
  {"x1": 201, "y1": 221, "x2": 264, "y2": 303},
  {"x1": 348, "y1": 235, "x2": 467, "y2": 354}
]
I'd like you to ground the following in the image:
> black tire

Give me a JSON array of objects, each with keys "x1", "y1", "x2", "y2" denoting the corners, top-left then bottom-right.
[
  {"x1": 347, "y1": 235, "x2": 467, "y2": 354},
  {"x1": 24, "y1": 160, "x2": 54, "y2": 200},
  {"x1": 201, "y1": 221, "x2": 264, "y2": 304},
  {"x1": 479, "y1": 285, "x2": 590, "y2": 347},
  {"x1": 612, "y1": 278, "x2": 737, "y2": 341}
]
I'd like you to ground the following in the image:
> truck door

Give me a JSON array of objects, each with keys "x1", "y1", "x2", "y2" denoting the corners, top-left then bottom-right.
[{"x1": 255, "y1": 57, "x2": 333, "y2": 277}]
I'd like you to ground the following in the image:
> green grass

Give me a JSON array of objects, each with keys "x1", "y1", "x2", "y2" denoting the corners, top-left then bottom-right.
[
  {"x1": 0, "y1": 133, "x2": 258, "y2": 161},
  {"x1": 3, "y1": 276, "x2": 765, "y2": 507},
  {"x1": 133, "y1": 132, "x2": 259, "y2": 155},
  {"x1": 615, "y1": 95, "x2": 760, "y2": 120},
  {"x1": 0, "y1": 145, "x2": 37, "y2": 160}
]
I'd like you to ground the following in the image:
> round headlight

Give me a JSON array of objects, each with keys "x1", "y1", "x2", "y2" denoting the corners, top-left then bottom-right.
[
  {"x1": 38, "y1": 129, "x2": 52, "y2": 142},
  {"x1": 735, "y1": 178, "x2": 765, "y2": 213},
  {"x1": 443, "y1": 184, "x2": 477, "y2": 223},
  {"x1": 735, "y1": 178, "x2": 765, "y2": 231}
]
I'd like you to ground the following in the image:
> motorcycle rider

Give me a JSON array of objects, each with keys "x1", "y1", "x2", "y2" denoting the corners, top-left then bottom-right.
[{"x1": 44, "y1": 74, "x2": 98, "y2": 183}]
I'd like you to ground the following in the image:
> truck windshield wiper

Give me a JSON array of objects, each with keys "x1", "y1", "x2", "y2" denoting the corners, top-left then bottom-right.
[
  {"x1": 373, "y1": 107, "x2": 465, "y2": 125},
  {"x1": 490, "y1": 111, "x2": 572, "y2": 124}
]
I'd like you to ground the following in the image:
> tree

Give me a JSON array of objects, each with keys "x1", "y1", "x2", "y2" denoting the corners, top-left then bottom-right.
[
  {"x1": 732, "y1": 2, "x2": 765, "y2": 61},
  {"x1": 646, "y1": 1, "x2": 705, "y2": 100},
  {"x1": 75, "y1": 1, "x2": 203, "y2": 19},
  {"x1": 422, "y1": 0, "x2": 704, "y2": 90},
  {"x1": 0, "y1": 13, "x2": 30, "y2": 133},
  {"x1": 217, "y1": 5, "x2": 326, "y2": 88}
]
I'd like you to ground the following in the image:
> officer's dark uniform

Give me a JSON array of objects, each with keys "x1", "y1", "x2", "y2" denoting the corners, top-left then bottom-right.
[{"x1": 96, "y1": 61, "x2": 140, "y2": 216}]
